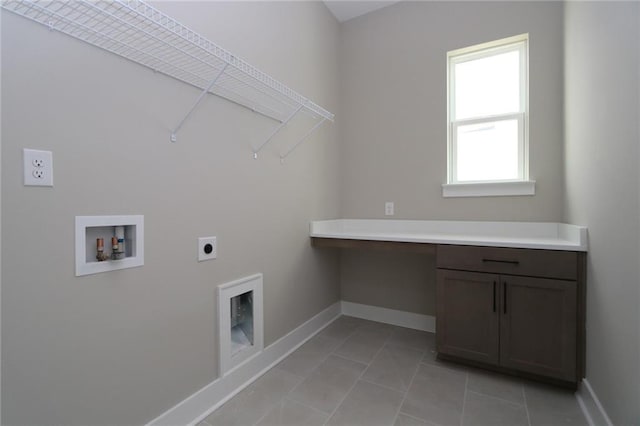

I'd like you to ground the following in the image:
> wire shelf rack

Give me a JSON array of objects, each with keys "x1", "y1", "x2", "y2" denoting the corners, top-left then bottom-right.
[{"x1": 2, "y1": 0, "x2": 334, "y2": 157}]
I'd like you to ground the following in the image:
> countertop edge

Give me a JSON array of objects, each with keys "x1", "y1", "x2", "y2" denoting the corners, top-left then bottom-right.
[{"x1": 309, "y1": 220, "x2": 588, "y2": 252}]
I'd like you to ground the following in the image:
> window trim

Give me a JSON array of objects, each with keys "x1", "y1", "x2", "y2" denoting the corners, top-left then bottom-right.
[
  {"x1": 451, "y1": 112, "x2": 525, "y2": 183},
  {"x1": 445, "y1": 33, "x2": 532, "y2": 196},
  {"x1": 442, "y1": 180, "x2": 536, "y2": 198}
]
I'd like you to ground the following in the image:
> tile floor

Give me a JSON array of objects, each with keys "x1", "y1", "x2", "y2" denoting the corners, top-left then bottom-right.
[{"x1": 199, "y1": 316, "x2": 587, "y2": 426}]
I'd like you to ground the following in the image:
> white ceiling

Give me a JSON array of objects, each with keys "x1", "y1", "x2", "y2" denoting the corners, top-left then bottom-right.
[{"x1": 323, "y1": 1, "x2": 401, "y2": 23}]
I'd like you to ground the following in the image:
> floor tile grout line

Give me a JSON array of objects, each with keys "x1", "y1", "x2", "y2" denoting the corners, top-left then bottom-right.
[
  {"x1": 522, "y1": 383, "x2": 532, "y2": 426},
  {"x1": 460, "y1": 369, "x2": 469, "y2": 426},
  {"x1": 252, "y1": 321, "x2": 361, "y2": 426},
  {"x1": 385, "y1": 341, "x2": 432, "y2": 354},
  {"x1": 387, "y1": 329, "x2": 436, "y2": 354},
  {"x1": 204, "y1": 317, "x2": 580, "y2": 426},
  {"x1": 314, "y1": 328, "x2": 360, "y2": 369},
  {"x1": 419, "y1": 357, "x2": 468, "y2": 375},
  {"x1": 398, "y1": 411, "x2": 440, "y2": 425},
  {"x1": 287, "y1": 316, "x2": 363, "y2": 380},
  {"x1": 330, "y1": 352, "x2": 372, "y2": 368},
  {"x1": 273, "y1": 320, "x2": 364, "y2": 425},
  {"x1": 391, "y1": 352, "x2": 423, "y2": 426},
  {"x1": 422, "y1": 356, "x2": 531, "y2": 410},
  {"x1": 330, "y1": 317, "x2": 382, "y2": 366},
  {"x1": 382, "y1": 340, "x2": 428, "y2": 356},
  {"x1": 273, "y1": 363, "x2": 310, "y2": 380},
  {"x1": 280, "y1": 316, "x2": 380, "y2": 426},
  {"x1": 282, "y1": 395, "x2": 337, "y2": 418},
  {"x1": 321, "y1": 334, "x2": 390, "y2": 426},
  {"x1": 465, "y1": 388, "x2": 528, "y2": 408},
  {"x1": 575, "y1": 393, "x2": 596, "y2": 426},
  {"x1": 359, "y1": 377, "x2": 409, "y2": 394},
  {"x1": 331, "y1": 321, "x2": 397, "y2": 368},
  {"x1": 252, "y1": 406, "x2": 272, "y2": 426},
  {"x1": 250, "y1": 371, "x2": 308, "y2": 426},
  {"x1": 358, "y1": 341, "x2": 427, "y2": 394}
]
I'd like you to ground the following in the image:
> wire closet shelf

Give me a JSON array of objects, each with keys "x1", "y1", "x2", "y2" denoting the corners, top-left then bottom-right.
[{"x1": 2, "y1": 0, "x2": 335, "y2": 159}]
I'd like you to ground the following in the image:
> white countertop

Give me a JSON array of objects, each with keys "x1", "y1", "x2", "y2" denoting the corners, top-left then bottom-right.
[{"x1": 310, "y1": 219, "x2": 588, "y2": 251}]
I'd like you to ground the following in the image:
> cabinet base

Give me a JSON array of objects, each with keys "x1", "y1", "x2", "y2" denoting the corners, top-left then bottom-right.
[{"x1": 437, "y1": 353, "x2": 579, "y2": 390}]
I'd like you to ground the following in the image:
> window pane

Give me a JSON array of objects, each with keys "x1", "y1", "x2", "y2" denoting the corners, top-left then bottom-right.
[
  {"x1": 454, "y1": 50, "x2": 520, "y2": 120},
  {"x1": 456, "y1": 119, "x2": 519, "y2": 181}
]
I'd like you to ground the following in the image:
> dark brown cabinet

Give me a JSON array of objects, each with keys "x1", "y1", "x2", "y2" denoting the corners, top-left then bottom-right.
[
  {"x1": 436, "y1": 245, "x2": 585, "y2": 386},
  {"x1": 436, "y1": 270, "x2": 500, "y2": 365},
  {"x1": 499, "y1": 275, "x2": 577, "y2": 381}
]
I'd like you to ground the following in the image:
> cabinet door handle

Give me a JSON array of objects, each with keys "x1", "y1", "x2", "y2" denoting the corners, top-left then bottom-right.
[
  {"x1": 493, "y1": 281, "x2": 497, "y2": 312},
  {"x1": 482, "y1": 258, "x2": 520, "y2": 265},
  {"x1": 503, "y1": 282, "x2": 507, "y2": 314}
]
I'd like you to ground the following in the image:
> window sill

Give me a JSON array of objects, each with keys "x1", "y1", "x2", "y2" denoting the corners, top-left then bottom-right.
[{"x1": 442, "y1": 180, "x2": 536, "y2": 198}]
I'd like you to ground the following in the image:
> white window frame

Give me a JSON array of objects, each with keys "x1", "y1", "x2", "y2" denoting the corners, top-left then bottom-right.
[{"x1": 444, "y1": 34, "x2": 535, "y2": 197}]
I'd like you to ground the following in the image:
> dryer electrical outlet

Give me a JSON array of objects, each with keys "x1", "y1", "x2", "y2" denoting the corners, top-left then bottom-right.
[
  {"x1": 23, "y1": 148, "x2": 53, "y2": 187},
  {"x1": 198, "y1": 236, "x2": 217, "y2": 261}
]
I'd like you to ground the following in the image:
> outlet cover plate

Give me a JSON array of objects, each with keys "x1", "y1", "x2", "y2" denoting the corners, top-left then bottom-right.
[
  {"x1": 198, "y1": 236, "x2": 217, "y2": 261},
  {"x1": 385, "y1": 201, "x2": 394, "y2": 216},
  {"x1": 24, "y1": 148, "x2": 53, "y2": 187}
]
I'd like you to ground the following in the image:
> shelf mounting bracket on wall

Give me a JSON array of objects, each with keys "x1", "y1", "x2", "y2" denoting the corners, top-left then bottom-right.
[
  {"x1": 280, "y1": 117, "x2": 328, "y2": 162},
  {"x1": 2, "y1": 0, "x2": 335, "y2": 158},
  {"x1": 170, "y1": 64, "x2": 228, "y2": 143},
  {"x1": 252, "y1": 104, "x2": 303, "y2": 159}
]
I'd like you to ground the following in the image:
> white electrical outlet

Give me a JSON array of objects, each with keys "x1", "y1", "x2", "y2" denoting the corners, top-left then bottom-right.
[
  {"x1": 24, "y1": 148, "x2": 53, "y2": 187},
  {"x1": 385, "y1": 201, "x2": 395, "y2": 216},
  {"x1": 198, "y1": 236, "x2": 217, "y2": 261}
]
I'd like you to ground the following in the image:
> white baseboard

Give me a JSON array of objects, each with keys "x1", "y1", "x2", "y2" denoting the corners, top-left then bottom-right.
[
  {"x1": 148, "y1": 297, "x2": 616, "y2": 426},
  {"x1": 146, "y1": 301, "x2": 434, "y2": 425},
  {"x1": 146, "y1": 301, "x2": 342, "y2": 426},
  {"x1": 576, "y1": 379, "x2": 613, "y2": 426},
  {"x1": 341, "y1": 301, "x2": 435, "y2": 333}
]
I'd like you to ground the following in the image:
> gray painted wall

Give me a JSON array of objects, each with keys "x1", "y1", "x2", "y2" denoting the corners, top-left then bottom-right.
[
  {"x1": 4, "y1": 1, "x2": 640, "y2": 424},
  {"x1": 564, "y1": 2, "x2": 640, "y2": 423},
  {"x1": 339, "y1": 1, "x2": 564, "y2": 317},
  {"x1": 1, "y1": 2, "x2": 340, "y2": 425},
  {"x1": 339, "y1": 1, "x2": 565, "y2": 222},
  {"x1": 340, "y1": 250, "x2": 435, "y2": 315}
]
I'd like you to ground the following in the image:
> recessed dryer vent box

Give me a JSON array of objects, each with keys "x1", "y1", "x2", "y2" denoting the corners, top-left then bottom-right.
[
  {"x1": 217, "y1": 273, "x2": 263, "y2": 376},
  {"x1": 75, "y1": 215, "x2": 144, "y2": 276}
]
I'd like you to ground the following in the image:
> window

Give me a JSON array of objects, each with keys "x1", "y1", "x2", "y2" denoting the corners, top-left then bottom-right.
[{"x1": 444, "y1": 34, "x2": 534, "y2": 197}]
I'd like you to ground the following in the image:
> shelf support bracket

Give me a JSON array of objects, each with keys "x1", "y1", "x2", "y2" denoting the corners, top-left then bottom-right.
[
  {"x1": 279, "y1": 117, "x2": 327, "y2": 162},
  {"x1": 252, "y1": 104, "x2": 303, "y2": 159},
  {"x1": 170, "y1": 64, "x2": 228, "y2": 143}
]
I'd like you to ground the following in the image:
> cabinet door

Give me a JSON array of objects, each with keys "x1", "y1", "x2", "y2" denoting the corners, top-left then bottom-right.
[
  {"x1": 437, "y1": 269, "x2": 500, "y2": 365},
  {"x1": 500, "y1": 276, "x2": 577, "y2": 381}
]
